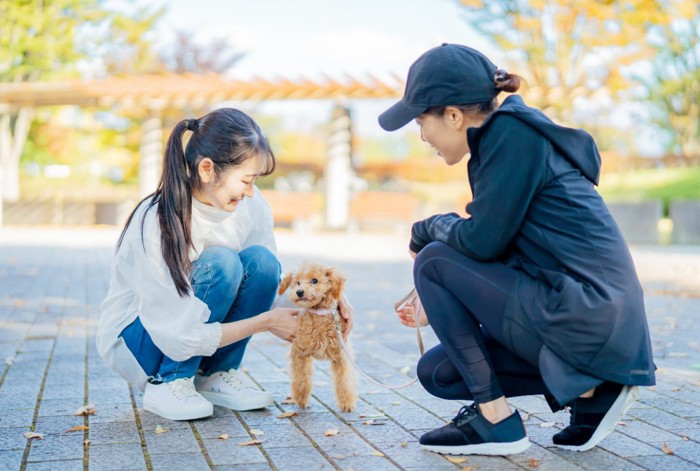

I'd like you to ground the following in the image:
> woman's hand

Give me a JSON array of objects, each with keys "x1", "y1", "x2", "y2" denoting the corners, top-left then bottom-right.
[
  {"x1": 338, "y1": 295, "x2": 354, "y2": 340},
  {"x1": 263, "y1": 308, "x2": 300, "y2": 342},
  {"x1": 395, "y1": 296, "x2": 428, "y2": 328}
]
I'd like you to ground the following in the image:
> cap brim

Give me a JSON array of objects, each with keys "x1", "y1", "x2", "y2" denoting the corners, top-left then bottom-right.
[{"x1": 378, "y1": 100, "x2": 427, "y2": 131}]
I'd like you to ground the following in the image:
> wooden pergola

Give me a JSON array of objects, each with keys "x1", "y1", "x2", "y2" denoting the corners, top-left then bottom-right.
[{"x1": 0, "y1": 73, "x2": 403, "y2": 227}]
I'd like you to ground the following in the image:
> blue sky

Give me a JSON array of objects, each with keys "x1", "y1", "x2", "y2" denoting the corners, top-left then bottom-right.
[{"x1": 148, "y1": 0, "x2": 501, "y2": 138}]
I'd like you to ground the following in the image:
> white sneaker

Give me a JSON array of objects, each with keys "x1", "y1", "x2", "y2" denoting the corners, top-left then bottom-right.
[
  {"x1": 195, "y1": 368, "x2": 274, "y2": 411},
  {"x1": 143, "y1": 377, "x2": 213, "y2": 421}
]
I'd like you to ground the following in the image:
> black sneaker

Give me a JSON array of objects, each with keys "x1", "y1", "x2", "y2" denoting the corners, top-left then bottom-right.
[
  {"x1": 553, "y1": 383, "x2": 639, "y2": 452},
  {"x1": 419, "y1": 404, "x2": 530, "y2": 456}
]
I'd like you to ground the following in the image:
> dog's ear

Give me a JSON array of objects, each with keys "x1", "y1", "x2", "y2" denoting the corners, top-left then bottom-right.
[
  {"x1": 325, "y1": 267, "x2": 346, "y2": 300},
  {"x1": 278, "y1": 272, "x2": 293, "y2": 295}
]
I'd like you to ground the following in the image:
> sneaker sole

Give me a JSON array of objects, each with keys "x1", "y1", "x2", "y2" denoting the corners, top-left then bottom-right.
[
  {"x1": 143, "y1": 398, "x2": 213, "y2": 421},
  {"x1": 199, "y1": 390, "x2": 274, "y2": 411},
  {"x1": 555, "y1": 385, "x2": 639, "y2": 452},
  {"x1": 421, "y1": 437, "x2": 531, "y2": 456}
]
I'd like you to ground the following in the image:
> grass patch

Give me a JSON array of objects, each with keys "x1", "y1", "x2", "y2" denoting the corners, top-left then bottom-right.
[{"x1": 598, "y1": 166, "x2": 700, "y2": 203}]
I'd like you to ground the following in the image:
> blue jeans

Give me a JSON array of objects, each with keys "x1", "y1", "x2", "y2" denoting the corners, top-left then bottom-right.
[{"x1": 119, "y1": 245, "x2": 281, "y2": 383}]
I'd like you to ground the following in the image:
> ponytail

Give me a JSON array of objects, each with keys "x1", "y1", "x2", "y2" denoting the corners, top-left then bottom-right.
[
  {"x1": 494, "y1": 69, "x2": 523, "y2": 94},
  {"x1": 157, "y1": 119, "x2": 195, "y2": 296}
]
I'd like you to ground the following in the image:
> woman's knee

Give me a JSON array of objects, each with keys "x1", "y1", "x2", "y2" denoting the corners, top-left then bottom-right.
[
  {"x1": 240, "y1": 245, "x2": 281, "y2": 287},
  {"x1": 413, "y1": 242, "x2": 455, "y2": 280},
  {"x1": 193, "y1": 246, "x2": 243, "y2": 288}
]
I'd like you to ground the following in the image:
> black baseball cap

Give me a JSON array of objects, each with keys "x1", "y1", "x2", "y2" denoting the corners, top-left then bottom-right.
[{"x1": 379, "y1": 43, "x2": 498, "y2": 131}]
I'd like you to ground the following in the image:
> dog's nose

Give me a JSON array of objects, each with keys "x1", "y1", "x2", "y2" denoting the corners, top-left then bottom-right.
[{"x1": 295, "y1": 289, "x2": 304, "y2": 298}]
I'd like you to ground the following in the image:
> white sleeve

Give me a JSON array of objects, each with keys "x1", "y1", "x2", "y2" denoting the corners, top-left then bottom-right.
[
  {"x1": 242, "y1": 187, "x2": 277, "y2": 254},
  {"x1": 118, "y1": 234, "x2": 222, "y2": 362}
]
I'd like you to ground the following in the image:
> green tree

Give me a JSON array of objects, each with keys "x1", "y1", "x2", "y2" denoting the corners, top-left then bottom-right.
[
  {"x1": 640, "y1": 0, "x2": 700, "y2": 162},
  {"x1": 0, "y1": 0, "x2": 162, "y2": 202},
  {"x1": 457, "y1": 0, "x2": 663, "y2": 127}
]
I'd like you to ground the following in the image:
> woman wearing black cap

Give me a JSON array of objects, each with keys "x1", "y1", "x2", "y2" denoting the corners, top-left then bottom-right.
[{"x1": 380, "y1": 43, "x2": 655, "y2": 456}]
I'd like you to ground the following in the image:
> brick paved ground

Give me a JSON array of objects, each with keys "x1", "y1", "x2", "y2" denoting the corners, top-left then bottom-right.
[{"x1": 0, "y1": 226, "x2": 699, "y2": 470}]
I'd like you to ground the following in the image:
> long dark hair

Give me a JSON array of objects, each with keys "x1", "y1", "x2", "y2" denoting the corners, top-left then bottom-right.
[{"x1": 118, "y1": 108, "x2": 275, "y2": 297}]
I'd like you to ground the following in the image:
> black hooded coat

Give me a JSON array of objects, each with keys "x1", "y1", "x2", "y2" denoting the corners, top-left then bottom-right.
[{"x1": 410, "y1": 95, "x2": 656, "y2": 406}]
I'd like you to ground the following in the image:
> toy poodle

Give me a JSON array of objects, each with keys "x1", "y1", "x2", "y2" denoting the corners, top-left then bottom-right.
[{"x1": 278, "y1": 262, "x2": 357, "y2": 412}]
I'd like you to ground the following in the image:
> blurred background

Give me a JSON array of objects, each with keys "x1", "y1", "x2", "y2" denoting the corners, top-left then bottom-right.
[{"x1": 1, "y1": 0, "x2": 699, "y2": 244}]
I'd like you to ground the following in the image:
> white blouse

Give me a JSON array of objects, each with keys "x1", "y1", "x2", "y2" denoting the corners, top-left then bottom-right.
[{"x1": 96, "y1": 187, "x2": 276, "y2": 390}]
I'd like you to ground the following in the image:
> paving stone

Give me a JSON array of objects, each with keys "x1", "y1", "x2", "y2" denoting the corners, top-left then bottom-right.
[
  {"x1": 148, "y1": 452, "x2": 211, "y2": 471},
  {"x1": 37, "y1": 397, "x2": 86, "y2": 417},
  {"x1": 26, "y1": 433, "x2": 85, "y2": 461},
  {"x1": 237, "y1": 423, "x2": 310, "y2": 449},
  {"x1": 88, "y1": 442, "x2": 147, "y2": 470},
  {"x1": 549, "y1": 447, "x2": 647, "y2": 470},
  {"x1": 627, "y1": 454, "x2": 700, "y2": 470},
  {"x1": 143, "y1": 426, "x2": 201, "y2": 454},
  {"x1": 332, "y1": 454, "x2": 403, "y2": 470},
  {"x1": 597, "y1": 431, "x2": 667, "y2": 457},
  {"x1": 87, "y1": 420, "x2": 140, "y2": 445},
  {"x1": 0, "y1": 449, "x2": 25, "y2": 470},
  {"x1": 214, "y1": 464, "x2": 272, "y2": 470},
  {"x1": 191, "y1": 414, "x2": 249, "y2": 440},
  {"x1": 0, "y1": 408, "x2": 35, "y2": 428},
  {"x1": 25, "y1": 459, "x2": 84, "y2": 471},
  {"x1": 0, "y1": 426, "x2": 32, "y2": 451},
  {"x1": 264, "y1": 445, "x2": 335, "y2": 471},
  {"x1": 86, "y1": 402, "x2": 134, "y2": 424},
  {"x1": 200, "y1": 437, "x2": 268, "y2": 466}
]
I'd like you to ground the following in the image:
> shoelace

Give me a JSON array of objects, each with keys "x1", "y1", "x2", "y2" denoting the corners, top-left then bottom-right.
[
  {"x1": 168, "y1": 377, "x2": 199, "y2": 400},
  {"x1": 454, "y1": 404, "x2": 478, "y2": 426},
  {"x1": 220, "y1": 370, "x2": 252, "y2": 391}
]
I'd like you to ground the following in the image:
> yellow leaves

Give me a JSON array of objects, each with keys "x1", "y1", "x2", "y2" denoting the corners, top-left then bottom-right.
[
  {"x1": 218, "y1": 434, "x2": 230, "y2": 440},
  {"x1": 662, "y1": 442, "x2": 674, "y2": 455},
  {"x1": 371, "y1": 450, "x2": 384, "y2": 457},
  {"x1": 239, "y1": 439, "x2": 263, "y2": 446},
  {"x1": 277, "y1": 411, "x2": 298, "y2": 419},
  {"x1": 529, "y1": 458, "x2": 540, "y2": 467},
  {"x1": 64, "y1": 425, "x2": 89, "y2": 433},
  {"x1": 446, "y1": 456, "x2": 469, "y2": 464},
  {"x1": 324, "y1": 429, "x2": 339, "y2": 436},
  {"x1": 74, "y1": 404, "x2": 96, "y2": 416},
  {"x1": 155, "y1": 425, "x2": 168, "y2": 434}
]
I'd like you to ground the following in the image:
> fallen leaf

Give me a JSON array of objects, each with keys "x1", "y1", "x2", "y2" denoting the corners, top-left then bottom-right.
[
  {"x1": 239, "y1": 439, "x2": 263, "y2": 446},
  {"x1": 446, "y1": 456, "x2": 468, "y2": 464},
  {"x1": 23, "y1": 432, "x2": 43, "y2": 440},
  {"x1": 64, "y1": 425, "x2": 89, "y2": 433},
  {"x1": 83, "y1": 439, "x2": 91, "y2": 447},
  {"x1": 539, "y1": 422, "x2": 556, "y2": 428},
  {"x1": 528, "y1": 458, "x2": 540, "y2": 467},
  {"x1": 324, "y1": 429, "x2": 339, "y2": 436},
  {"x1": 218, "y1": 434, "x2": 230, "y2": 440},
  {"x1": 74, "y1": 404, "x2": 96, "y2": 416},
  {"x1": 371, "y1": 450, "x2": 384, "y2": 457},
  {"x1": 400, "y1": 366, "x2": 410, "y2": 375},
  {"x1": 681, "y1": 435, "x2": 689, "y2": 441},
  {"x1": 461, "y1": 467, "x2": 473, "y2": 471},
  {"x1": 521, "y1": 413, "x2": 530, "y2": 421},
  {"x1": 155, "y1": 425, "x2": 168, "y2": 434},
  {"x1": 277, "y1": 411, "x2": 298, "y2": 419},
  {"x1": 391, "y1": 401, "x2": 401, "y2": 406},
  {"x1": 281, "y1": 398, "x2": 296, "y2": 405},
  {"x1": 5, "y1": 357, "x2": 14, "y2": 366},
  {"x1": 662, "y1": 442, "x2": 674, "y2": 455},
  {"x1": 400, "y1": 441, "x2": 408, "y2": 448},
  {"x1": 249, "y1": 429, "x2": 264, "y2": 436},
  {"x1": 359, "y1": 414, "x2": 384, "y2": 419},
  {"x1": 362, "y1": 419, "x2": 385, "y2": 426},
  {"x1": 618, "y1": 421, "x2": 628, "y2": 426},
  {"x1": 330, "y1": 453, "x2": 346, "y2": 459}
]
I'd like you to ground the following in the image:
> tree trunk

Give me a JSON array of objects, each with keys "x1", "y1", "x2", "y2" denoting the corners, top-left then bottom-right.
[{"x1": 0, "y1": 107, "x2": 33, "y2": 202}]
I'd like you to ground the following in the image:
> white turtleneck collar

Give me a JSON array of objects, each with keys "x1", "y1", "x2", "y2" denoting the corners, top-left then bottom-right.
[{"x1": 191, "y1": 196, "x2": 231, "y2": 224}]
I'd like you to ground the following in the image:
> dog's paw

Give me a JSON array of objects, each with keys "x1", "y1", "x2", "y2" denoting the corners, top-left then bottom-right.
[
  {"x1": 337, "y1": 401, "x2": 356, "y2": 413},
  {"x1": 293, "y1": 398, "x2": 309, "y2": 409}
]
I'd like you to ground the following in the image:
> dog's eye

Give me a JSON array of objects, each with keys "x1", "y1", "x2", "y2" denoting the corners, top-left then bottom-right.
[{"x1": 311, "y1": 278, "x2": 318, "y2": 284}]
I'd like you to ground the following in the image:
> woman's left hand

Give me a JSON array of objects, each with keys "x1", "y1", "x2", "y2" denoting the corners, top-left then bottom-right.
[{"x1": 338, "y1": 295, "x2": 354, "y2": 340}]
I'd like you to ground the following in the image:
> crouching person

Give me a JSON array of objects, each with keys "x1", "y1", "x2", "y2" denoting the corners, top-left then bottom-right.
[{"x1": 97, "y1": 109, "x2": 299, "y2": 421}]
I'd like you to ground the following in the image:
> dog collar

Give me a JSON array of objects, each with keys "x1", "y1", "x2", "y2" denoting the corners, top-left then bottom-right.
[{"x1": 307, "y1": 302, "x2": 338, "y2": 316}]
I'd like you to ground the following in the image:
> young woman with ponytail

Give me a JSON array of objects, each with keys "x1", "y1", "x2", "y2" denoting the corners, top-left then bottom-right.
[
  {"x1": 380, "y1": 44, "x2": 655, "y2": 456},
  {"x1": 96, "y1": 109, "x2": 351, "y2": 421}
]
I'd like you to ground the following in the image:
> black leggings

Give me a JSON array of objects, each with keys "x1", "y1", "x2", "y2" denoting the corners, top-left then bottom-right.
[{"x1": 414, "y1": 242, "x2": 550, "y2": 404}]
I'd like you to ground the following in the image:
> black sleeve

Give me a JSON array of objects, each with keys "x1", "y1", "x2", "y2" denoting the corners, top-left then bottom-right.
[{"x1": 410, "y1": 115, "x2": 548, "y2": 260}]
